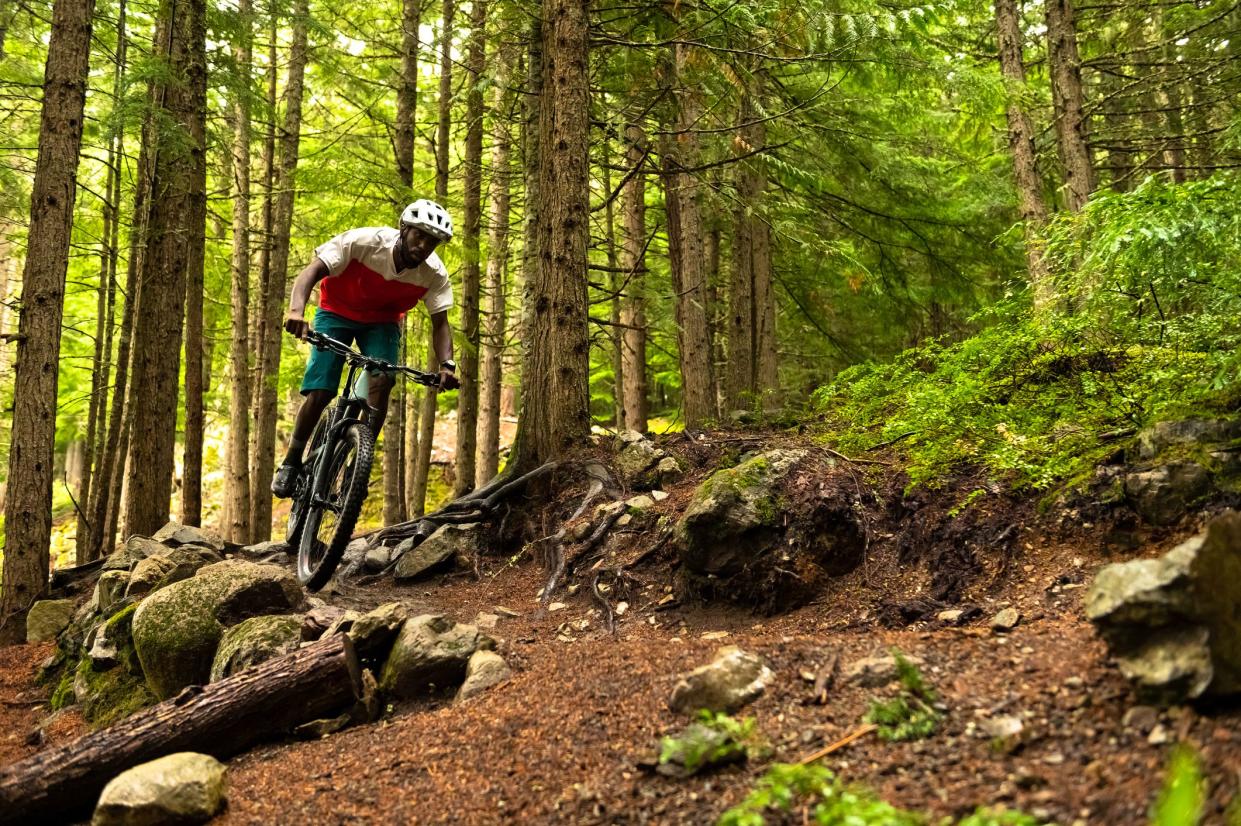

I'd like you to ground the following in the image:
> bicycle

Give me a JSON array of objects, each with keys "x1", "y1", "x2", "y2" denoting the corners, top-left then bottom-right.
[{"x1": 285, "y1": 329, "x2": 440, "y2": 591}]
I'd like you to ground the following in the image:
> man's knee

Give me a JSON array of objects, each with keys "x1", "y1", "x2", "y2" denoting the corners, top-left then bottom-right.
[{"x1": 304, "y1": 389, "x2": 335, "y2": 410}]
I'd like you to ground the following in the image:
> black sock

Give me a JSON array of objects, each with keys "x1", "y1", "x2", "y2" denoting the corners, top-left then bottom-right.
[{"x1": 284, "y1": 437, "x2": 307, "y2": 466}]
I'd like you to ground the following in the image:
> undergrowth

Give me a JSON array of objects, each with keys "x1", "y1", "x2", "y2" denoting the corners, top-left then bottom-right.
[
  {"x1": 659, "y1": 711, "x2": 770, "y2": 776},
  {"x1": 813, "y1": 175, "x2": 1241, "y2": 493},
  {"x1": 864, "y1": 650, "x2": 942, "y2": 741}
]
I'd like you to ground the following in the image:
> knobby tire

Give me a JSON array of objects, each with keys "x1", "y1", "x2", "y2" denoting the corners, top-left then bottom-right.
[{"x1": 298, "y1": 421, "x2": 374, "y2": 591}]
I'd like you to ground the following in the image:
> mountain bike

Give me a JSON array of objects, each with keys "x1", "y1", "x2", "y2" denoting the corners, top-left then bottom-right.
[{"x1": 285, "y1": 329, "x2": 439, "y2": 591}]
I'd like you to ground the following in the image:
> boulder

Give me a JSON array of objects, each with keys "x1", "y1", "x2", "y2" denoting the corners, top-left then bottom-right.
[
  {"x1": 96, "y1": 571, "x2": 131, "y2": 614},
  {"x1": 613, "y1": 430, "x2": 662, "y2": 486},
  {"x1": 347, "y1": 602, "x2": 410, "y2": 658},
  {"x1": 26, "y1": 599, "x2": 76, "y2": 643},
  {"x1": 1087, "y1": 511, "x2": 1241, "y2": 703},
  {"x1": 1124, "y1": 463, "x2": 1211, "y2": 526},
  {"x1": 379, "y1": 614, "x2": 490, "y2": 699},
  {"x1": 126, "y1": 546, "x2": 223, "y2": 599},
  {"x1": 363, "y1": 546, "x2": 391, "y2": 573},
  {"x1": 668, "y1": 646, "x2": 773, "y2": 714},
  {"x1": 1137, "y1": 418, "x2": 1241, "y2": 461},
  {"x1": 72, "y1": 603, "x2": 155, "y2": 726},
  {"x1": 456, "y1": 650, "x2": 512, "y2": 701},
  {"x1": 393, "y1": 524, "x2": 478, "y2": 581},
  {"x1": 132, "y1": 560, "x2": 306, "y2": 699},
  {"x1": 209, "y1": 614, "x2": 303, "y2": 682},
  {"x1": 103, "y1": 536, "x2": 167, "y2": 572},
  {"x1": 152, "y1": 521, "x2": 227, "y2": 553},
  {"x1": 301, "y1": 604, "x2": 348, "y2": 641},
  {"x1": 675, "y1": 450, "x2": 806, "y2": 577},
  {"x1": 92, "y1": 752, "x2": 227, "y2": 826}
]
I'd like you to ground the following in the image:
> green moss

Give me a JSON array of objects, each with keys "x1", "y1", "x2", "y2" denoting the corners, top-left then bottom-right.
[
  {"x1": 72, "y1": 656, "x2": 155, "y2": 727},
  {"x1": 49, "y1": 668, "x2": 76, "y2": 711}
]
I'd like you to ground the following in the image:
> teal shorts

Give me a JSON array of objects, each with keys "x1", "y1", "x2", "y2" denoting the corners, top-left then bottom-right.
[{"x1": 301, "y1": 310, "x2": 401, "y2": 395}]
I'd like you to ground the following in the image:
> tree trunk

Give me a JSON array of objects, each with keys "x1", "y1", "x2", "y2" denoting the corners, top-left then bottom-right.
[
  {"x1": 725, "y1": 94, "x2": 756, "y2": 410},
  {"x1": 181, "y1": 80, "x2": 209, "y2": 528},
  {"x1": 454, "y1": 0, "x2": 486, "y2": 497},
  {"x1": 0, "y1": 0, "x2": 96, "y2": 643},
  {"x1": 994, "y1": 0, "x2": 1052, "y2": 311},
  {"x1": 394, "y1": 0, "x2": 421, "y2": 190},
  {"x1": 403, "y1": 315, "x2": 423, "y2": 517},
  {"x1": 78, "y1": 10, "x2": 126, "y2": 563},
  {"x1": 251, "y1": 0, "x2": 309, "y2": 541},
  {"x1": 753, "y1": 217, "x2": 777, "y2": 407},
  {"x1": 124, "y1": 0, "x2": 207, "y2": 538},
  {"x1": 602, "y1": 137, "x2": 623, "y2": 431},
  {"x1": 0, "y1": 634, "x2": 362, "y2": 826},
  {"x1": 1046, "y1": 0, "x2": 1094, "y2": 211},
  {"x1": 619, "y1": 125, "x2": 647, "y2": 433},
  {"x1": 512, "y1": 0, "x2": 591, "y2": 472},
  {"x1": 225, "y1": 0, "x2": 254, "y2": 544},
  {"x1": 663, "y1": 44, "x2": 715, "y2": 427},
  {"x1": 477, "y1": 46, "x2": 514, "y2": 486}
]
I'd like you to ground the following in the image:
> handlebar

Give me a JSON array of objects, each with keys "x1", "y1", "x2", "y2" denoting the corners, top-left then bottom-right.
[{"x1": 301, "y1": 329, "x2": 440, "y2": 387}]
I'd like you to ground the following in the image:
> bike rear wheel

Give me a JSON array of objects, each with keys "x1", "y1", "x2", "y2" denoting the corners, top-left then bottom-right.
[{"x1": 297, "y1": 421, "x2": 374, "y2": 591}]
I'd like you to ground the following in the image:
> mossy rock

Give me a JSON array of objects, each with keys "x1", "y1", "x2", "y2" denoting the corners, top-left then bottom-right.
[
  {"x1": 379, "y1": 614, "x2": 491, "y2": 699},
  {"x1": 209, "y1": 614, "x2": 303, "y2": 682},
  {"x1": 132, "y1": 560, "x2": 306, "y2": 700},
  {"x1": 674, "y1": 450, "x2": 806, "y2": 577},
  {"x1": 56, "y1": 602, "x2": 156, "y2": 727}
]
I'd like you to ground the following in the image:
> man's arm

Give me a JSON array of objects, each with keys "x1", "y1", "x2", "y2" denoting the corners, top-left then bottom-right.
[
  {"x1": 283, "y1": 258, "x2": 331, "y2": 338},
  {"x1": 430, "y1": 310, "x2": 459, "y2": 390}
]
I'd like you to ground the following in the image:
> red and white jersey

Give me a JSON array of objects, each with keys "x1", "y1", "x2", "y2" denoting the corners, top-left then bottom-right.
[{"x1": 313, "y1": 226, "x2": 453, "y2": 324}]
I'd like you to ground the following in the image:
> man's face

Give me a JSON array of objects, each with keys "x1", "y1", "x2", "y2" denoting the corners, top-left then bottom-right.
[{"x1": 400, "y1": 225, "x2": 440, "y2": 267}]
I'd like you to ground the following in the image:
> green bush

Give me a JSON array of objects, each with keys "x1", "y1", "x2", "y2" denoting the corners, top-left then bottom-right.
[
  {"x1": 813, "y1": 175, "x2": 1241, "y2": 492},
  {"x1": 863, "y1": 650, "x2": 942, "y2": 742}
]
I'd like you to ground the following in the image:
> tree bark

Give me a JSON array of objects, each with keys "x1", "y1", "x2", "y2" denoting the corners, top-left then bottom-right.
[
  {"x1": 404, "y1": 314, "x2": 423, "y2": 516},
  {"x1": 394, "y1": 0, "x2": 421, "y2": 190},
  {"x1": 454, "y1": 0, "x2": 486, "y2": 497},
  {"x1": 251, "y1": 0, "x2": 309, "y2": 541},
  {"x1": 994, "y1": 0, "x2": 1052, "y2": 311},
  {"x1": 512, "y1": 0, "x2": 591, "y2": 472},
  {"x1": 477, "y1": 46, "x2": 514, "y2": 486},
  {"x1": 225, "y1": 0, "x2": 254, "y2": 544},
  {"x1": 619, "y1": 125, "x2": 648, "y2": 433},
  {"x1": 0, "y1": 634, "x2": 362, "y2": 826},
  {"x1": 0, "y1": 0, "x2": 96, "y2": 643},
  {"x1": 124, "y1": 0, "x2": 208, "y2": 538},
  {"x1": 181, "y1": 61, "x2": 209, "y2": 528},
  {"x1": 1046, "y1": 0, "x2": 1094, "y2": 211},
  {"x1": 663, "y1": 44, "x2": 715, "y2": 427},
  {"x1": 725, "y1": 93, "x2": 757, "y2": 410},
  {"x1": 602, "y1": 137, "x2": 623, "y2": 431}
]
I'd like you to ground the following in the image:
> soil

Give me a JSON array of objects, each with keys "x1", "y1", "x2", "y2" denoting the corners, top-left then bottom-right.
[{"x1": 3, "y1": 430, "x2": 1239, "y2": 824}]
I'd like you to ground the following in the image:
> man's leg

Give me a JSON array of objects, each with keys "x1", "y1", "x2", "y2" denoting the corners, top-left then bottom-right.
[
  {"x1": 286, "y1": 390, "x2": 334, "y2": 462},
  {"x1": 366, "y1": 374, "x2": 395, "y2": 437}
]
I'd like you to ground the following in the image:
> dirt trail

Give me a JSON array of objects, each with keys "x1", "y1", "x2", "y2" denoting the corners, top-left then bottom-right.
[{"x1": 3, "y1": 431, "x2": 1240, "y2": 824}]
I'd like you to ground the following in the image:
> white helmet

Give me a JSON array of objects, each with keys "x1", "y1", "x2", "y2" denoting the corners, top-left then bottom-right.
[{"x1": 400, "y1": 199, "x2": 453, "y2": 242}]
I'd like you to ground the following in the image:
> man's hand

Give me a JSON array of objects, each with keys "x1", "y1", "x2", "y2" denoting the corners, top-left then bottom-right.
[
  {"x1": 438, "y1": 369, "x2": 460, "y2": 391},
  {"x1": 283, "y1": 310, "x2": 310, "y2": 340}
]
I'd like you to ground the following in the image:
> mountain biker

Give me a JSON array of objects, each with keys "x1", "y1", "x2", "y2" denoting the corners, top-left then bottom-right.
[{"x1": 271, "y1": 198, "x2": 460, "y2": 498}]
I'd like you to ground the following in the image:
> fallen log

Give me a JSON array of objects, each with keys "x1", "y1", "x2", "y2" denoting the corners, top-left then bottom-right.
[{"x1": 0, "y1": 632, "x2": 362, "y2": 825}]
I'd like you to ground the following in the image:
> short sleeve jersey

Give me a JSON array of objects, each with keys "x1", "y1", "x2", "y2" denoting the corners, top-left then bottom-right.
[{"x1": 313, "y1": 226, "x2": 453, "y2": 324}]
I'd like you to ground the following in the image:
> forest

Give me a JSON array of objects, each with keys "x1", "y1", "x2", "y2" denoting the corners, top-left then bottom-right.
[{"x1": 0, "y1": 0, "x2": 1239, "y2": 822}]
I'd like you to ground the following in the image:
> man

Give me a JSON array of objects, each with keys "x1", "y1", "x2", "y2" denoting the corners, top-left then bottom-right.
[{"x1": 272, "y1": 199, "x2": 461, "y2": 498}]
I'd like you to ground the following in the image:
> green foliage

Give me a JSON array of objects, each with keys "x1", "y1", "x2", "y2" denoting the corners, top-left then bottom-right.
[
  {"x1": 659, "y1": 711, "x2": 768, "y2": 776},
  {"x1": 863, "y1": 650, "x2": 942, "y2": 742},
  {"x1": 718, "y1": 762, "x2": 1040, "y2": 826},
  {"x1": 814, "y1": 175, "x2": 1241, "y2": 492},
  {"x1": 1150, "y1": 745, "x2": 1206, "y2": 826}
]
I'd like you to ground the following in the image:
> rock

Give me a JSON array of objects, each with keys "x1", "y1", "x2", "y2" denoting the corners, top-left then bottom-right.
[
  {"x1": 1122, "y1": 705, "x2": 1160, "y2": 734},
  {"x1": 26, "y1": 599, "x2": 75, "y2": 643},
  {"x1": 103, "y1": 536, "x2": 166, "y2": 572},
  {"x1": 494, "y1": 606, "x2": 520, "y2": 618},
  {"x1": 96, "y1": 571, "x2": 131, "y2": 614},
  {"x1": 347, "y1": 602, "x2": 410, "y2": 658},
  {"x1": 979, "y1": 715, "x2": 1024, "y2": 739},
  {"x1": 650, "y1": 490, "x2": 670, "y2": 502},
  {"x1": 991, "y1": 608, "x2": 1021, "y2": 632},
  {"x1": 236, "y1": 540, "x2": 289, "y2": 559},
  {"x1": 668, "y1": 646, "x2": 773, "y2": 714},
  {"x1": 363, "y1": 546, "x2": 391, "y2": 573},
  {"x1": 294, "y1": 713, "x2": 351, "y2": 739},
  {"x1": 152, "y1": 521, "x2": 226, "y2": 552},
  {"x1": 653, "y1": 456, "x2": 684, "y2": 486},
  {"x1": 613, "y1": 430, "x2": 663, "y2": 486},
  {"x1": 393, "y1": 524, "x2": 478, "y2": 581},
  {"x1": 92, "y1": 752, "x2": 226, "y2": 826},
  {"x1": 301, "y1": 604, "x2": 347, "y2": 641},
  {"x1": 132, "y1": 560, "x2": 306, "y2": 699},
  {"x1": 1087, "y1": 512, "x2": 1241, "y2": 702},
  {"x1": 937, "y1": 609, "x2": 964, "y2": 624},
  {"x1": 1124, "y1": 463, "x2": 1211, "y2": 526},
  {"x1": 1148, "y1": 724, "x2": 1171, "y2": 745},
  {"x1": 844, "y1": 653, "x2": 926, "y2": 688},
  {"x1": 124, "y1": 556, "x2": 177, "y2": 599},
  {"x1": 70, "y1": 603, "x2": 156, "y2": 725},
  {"x1": 209, "y1": 614, "x2": 303, "y2": 682},
  {"x1": 127, "y1": 546, "x2": 223, "y2": 599},
  {"x1": 1137, "y1": 418, "x2": 1241, "y2": 461},
  {"x1": 625, "y1": 494, "x2": 656, "y2": 512},
  {"x1": 655, "y1": 719, "x2": 749, "y2": 778},
  {"x1": 675, "y1": 450, "x2": 807, "y2": 578},
  {"x1": 350, "y1": 669, "x2": 382, "y2": 724},
  {"x1": 474, "y1": 612, "x2": 499, "y2": 630},
  {"x1": 457, "y1": 649, "x2": 512, "y2": 701},
  {"x1": 323, "y1": 610, "x2": 362, "y2": 638},
  {"x1": 379, "y1": 614, "x2": 489, "y2": 699}
]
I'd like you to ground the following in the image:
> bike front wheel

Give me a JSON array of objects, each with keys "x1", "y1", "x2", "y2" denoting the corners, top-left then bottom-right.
[{"x1": 298, "y1": 421, "x2": 374, "y2": 591}]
